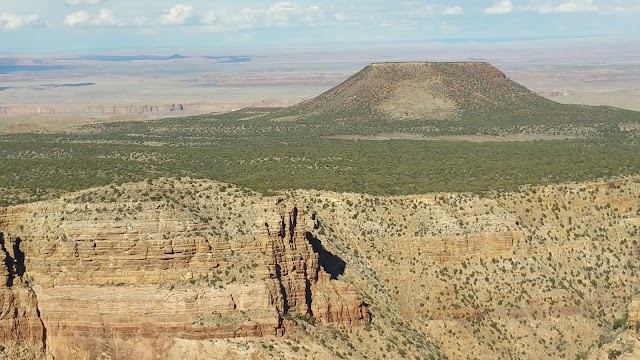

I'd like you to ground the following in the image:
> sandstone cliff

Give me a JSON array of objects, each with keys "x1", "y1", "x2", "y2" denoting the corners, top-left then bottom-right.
[
  {"x1": 0, "y1": 233, "x2": 45, "y2": 360},
  {"x1": 1, "y1": 177, "x2": 640, "y2": 359},
  {"x1": 0, "y1": 182, "x2": 368, "y2": 359}
]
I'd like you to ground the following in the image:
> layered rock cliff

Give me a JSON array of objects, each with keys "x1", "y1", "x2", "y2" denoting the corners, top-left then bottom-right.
[
  {"x1": 1, "y1": 177, "x2": 640, "y2": 359},
  {"x1": 0, "y1": 182, "x2": 369, "y2": 359},
  {"x1": 263, "y1": 206, "x2": 369, "y2": 327},
  {"x1": 0, "y1": 233, "x2": 45, "y2": 360}
]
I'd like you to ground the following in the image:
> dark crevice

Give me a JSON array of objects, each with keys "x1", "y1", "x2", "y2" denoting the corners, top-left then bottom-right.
[
  {"x1": 0, "y1": 233, "x2": 27, "y2": 287},
  {"x1": 33, "y1": 293, "x2": 47, "y2": 351},
  {"x1": 306, "y1": 232, "x2": 346, "y2": 280},
  {"x1": 288, "y1": 213, "x2": 294, "y2": 243},
  {"x1": 292, "y1": 207, "x2": 298, "y2": 229},
  {"x1": 278, "y1": 216, "x2": 286, "y2": 239},
  {"x1": 13, "y1": 237, "x2": 25, "y2": 277},
  {"x1": 0, "y1": 232, "x2": 16, "y2": 287},
  {"x1": 275, "y1": 264, "x2": 289, "y2": 315},
  {"x1": 304, "y1": 278, "x2": 313, "y2": 317}
]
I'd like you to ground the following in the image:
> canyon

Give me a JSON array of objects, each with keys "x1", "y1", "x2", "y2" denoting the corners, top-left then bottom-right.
[
  {"x1": 1, "y1": 60, "x2": 640, "y2": 359},
  {"x1": 0, "y1": 188, "x2": 369, "y2": 359},
  {"x1": 0, "y1": 177, "x2": 639, "y2": 359}
]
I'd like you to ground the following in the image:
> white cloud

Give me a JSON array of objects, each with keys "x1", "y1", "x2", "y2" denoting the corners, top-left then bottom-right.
[
  {"x1": 161, "y1": 4, "x2": 194, "y2": 25},
  {"x1": 266, "y1": 1, "x2": 324, "y2": 24},
  {"x1": 64, "y1": 10, "x2": 90, "y2": 26},
  {"x1": 0, "y1": 12, "x2": 40, "y2": 30},
  {"x1": 94, "y1": 8, "x2": 118, "y2": 26},
  {"x1": 63, "y1": 8, "x2": 125, "y2": 27},
  {"x1": 200, "y1": 7, "x2": 262, "y2": 32},
  {"x1": 400, "y1": 2, "x2": 435, "y2": 17},
  {"x1": 201, "y1": 10, "x2": 217, "y2": 25},
  {"x1": 485, "y1": 0, "x2": 513, "y2": 14},
  {"x1": 443, "y1": 6, "x2": 464, "y2": 15},
  {"x1": 66, "y1": 0, "x2": 104, "y2": 5},
  {"x1": 267, "y1": 1, "x2": 297, "y2": 22},
  {"x1": 534, "y1": 0, "x2": 597, "y2": 14},
  {"x1": 199, "y1": 1, "x2": 326, "y2": 31}
]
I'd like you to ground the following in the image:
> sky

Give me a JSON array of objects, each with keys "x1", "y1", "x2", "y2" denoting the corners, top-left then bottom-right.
[{"x1": 1, "y1": 0, "x2": 640, "y2": 54}]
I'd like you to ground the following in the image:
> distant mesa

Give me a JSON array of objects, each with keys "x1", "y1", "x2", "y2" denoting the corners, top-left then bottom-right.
[
  {"x1": 0, "y1": 55, "x2": 252, "y2": 71},
  {"x1": 0, "y1": 65, "x2": 74, "y2": 74},
  {"x1": 60, "y1": 54, "x2": 251, "y2": 63},
  {"x1": 69, "y1": 54, "x2": 186, "y2": 62},
  {"x1": 0, "y1": 58, "x2": 20, "y2": 66},
  {"x1": 206, "y1": 56, "x2": 252, "y2": 63},
  {"x1": 36, "y1": 83, "x2": 96, "y2": 90},
  {"x1": 278, "y1": 61, "x2": 552, "y2": 121},
  {"x1": 168, "y1": 53, "x2": 187, "y2": 60},
  {"x1": 222, "y1": 57, "x2": 252, "y2": 63}
]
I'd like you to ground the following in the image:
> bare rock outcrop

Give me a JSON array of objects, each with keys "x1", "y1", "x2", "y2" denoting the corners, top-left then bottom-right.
[
  {"x1": 263, "y1": 206, "x2": 370, "y2": 327},
  {"x1": 0, "y1": 188, "x2": 368, "y2": 359},
  {"x1": 310, "y1": 271, "x2": 371, "y2": 325},
  {"x1": 0, "y1": 233, "x2": 45, "y2": 359}
]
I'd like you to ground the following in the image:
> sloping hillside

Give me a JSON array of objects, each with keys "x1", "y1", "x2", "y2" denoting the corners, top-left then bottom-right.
[
  {"x1": 1, "y1": 177, "x2": 640, "y2": 359},
  {"x1": 276, "y1": 62, "x2": 549, "y2": 120},
  {"x1": 265, "y1": 62, "x2": 637, "y2": 133}
]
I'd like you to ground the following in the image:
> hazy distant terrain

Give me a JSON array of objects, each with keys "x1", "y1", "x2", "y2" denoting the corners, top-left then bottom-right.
[{"x1": 1, "y1": 39, "x2": 639, "y2": 134}]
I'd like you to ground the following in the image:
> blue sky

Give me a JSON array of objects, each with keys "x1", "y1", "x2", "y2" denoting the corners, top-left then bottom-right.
[{"x1": 1, "y1": 0, "x2": 639, "y2": 54}]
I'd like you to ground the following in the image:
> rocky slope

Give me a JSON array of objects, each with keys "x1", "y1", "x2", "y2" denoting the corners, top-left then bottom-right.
[{"x1": 0, "y1": 176, "x2": 639, "y2": 359}]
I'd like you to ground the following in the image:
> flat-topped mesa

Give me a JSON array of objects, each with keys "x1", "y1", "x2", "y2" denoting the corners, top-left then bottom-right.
[
  {"x1": 263, "y1": 204, "x2": 370, "y2": 326},
  {"x1": 369, "y1": 61, "x2": 507, "y2": 79},
  {"x1": 279, "y1": 61, "x2": 552, "y2": 121}
]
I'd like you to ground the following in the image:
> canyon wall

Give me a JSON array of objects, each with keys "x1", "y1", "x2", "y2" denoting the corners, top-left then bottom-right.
[
  {"x1": 0, "y1": 177, "x2": 639, "y2": 359},
  {"x1": 0, "y1": 191, "x2": 369, "y2": 359},
  {"x1": 0, "y1": 233, "x2": 45, "y2": 360}
]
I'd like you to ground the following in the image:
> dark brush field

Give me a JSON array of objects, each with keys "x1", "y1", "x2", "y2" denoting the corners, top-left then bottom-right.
[{"x1": 2, "y1": 63, "x2": 640, "y2": 207}]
